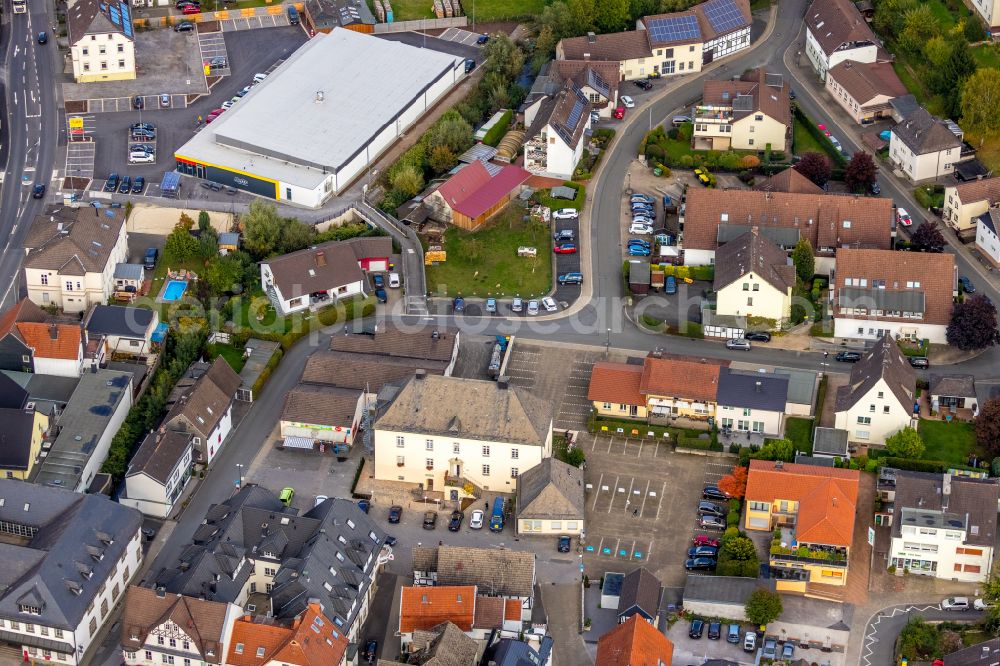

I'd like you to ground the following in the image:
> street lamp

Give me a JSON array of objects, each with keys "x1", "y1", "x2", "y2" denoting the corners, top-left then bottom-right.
[
  {"x1": 236, "y1": 463, "x2": 244, "y2": 490},
  {"x1": 606, "y1": 327, "x2": 611, "y2": 357}
]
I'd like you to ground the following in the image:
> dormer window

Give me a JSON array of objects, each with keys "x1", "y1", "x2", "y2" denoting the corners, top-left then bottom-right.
[{"x1": 18, "y1": 605, "x2": 40, "y2": 615}]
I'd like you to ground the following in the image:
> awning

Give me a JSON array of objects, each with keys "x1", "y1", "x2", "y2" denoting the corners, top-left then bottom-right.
[{"x1": 283, "y1": 436, "x2": 315, "y2": 450}]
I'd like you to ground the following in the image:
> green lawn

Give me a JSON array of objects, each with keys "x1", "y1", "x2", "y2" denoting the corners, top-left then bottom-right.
[
  {"x1": 971, "y1": 43, "x2": 1000, "y2": 69},
  {"x1": 535, "y1": 182, "x2": 585, "y2": 211},
  {"x1": 209, "y1": 343, "x2": 247, "y2": 373},
  {"x1": 918, "y1": 420, "x2": 982, "y2": 467},
  {"x1": 424, "y1": 205, "x2": 553, "y2": 298},
  {"x1": 364, "y1": 0, "x2": 546, "y2": 21},
  {"x1": 785, "y1": 417, "x2": 814, "y2": 455}
]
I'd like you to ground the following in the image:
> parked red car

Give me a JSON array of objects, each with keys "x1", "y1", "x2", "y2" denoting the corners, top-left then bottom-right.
[
  {"x1": 692, "y1": 535, "x2": 720, "y2": 548},
  {"x1": 553, "y1": 243, "x2": 577, "y2": 254},
  {"x1": 181, "y1": 4, "x2": 200, "y2": 13},
  {"x1": 613, "y1": 106, "x2": 625, "y2": 119}
]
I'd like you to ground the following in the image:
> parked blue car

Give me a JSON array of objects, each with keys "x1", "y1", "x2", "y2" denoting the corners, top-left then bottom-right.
[
  {"x1": 627, "y1": 238, "x2": 651, "y2": 248},
  {"x1": 665, "y1": 276, "x2": 677, "y2": 294},
  {"x1": 628, "y1": 245, "x2": 651, "y2": 256}
]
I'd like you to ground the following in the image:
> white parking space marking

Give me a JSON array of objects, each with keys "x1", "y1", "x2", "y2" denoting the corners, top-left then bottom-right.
[
  {"x1": 198, "y1": 31, "x2": 231, "y2": 76},
  {"x1": 592, "y1": 472, "x2": 604, "y2": 511}
]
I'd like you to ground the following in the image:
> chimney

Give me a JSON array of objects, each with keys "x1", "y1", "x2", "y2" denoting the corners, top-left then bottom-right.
[
  {"x1": 155, "y1": 586, "x2": 166, "y2": 598},
  {"x1": 415, "y1": 369, "x2": 427, "y2": 380},
  {"x1": 774, "y1": 460, "x2": 783, "y2": 470},
  {"x1": 587, "y1": 31, "x2": 596, "y2": 43},
  {"x1": 49, "y1": 324, "x2": 59, "y2": 340},
  {"x1": 755, "y1": 380, "x2": 762, "y2": 392},
  {"x1": 497, "y1": 377, "x2": 509, "y2": 390},
  {"x1": 315, "y1": 91, "x2": 325, "y2": 103},
  {"x1": 651, "y1": 347, "x2": 663, "y2": 359},
  {"x1": 315, "y1": 251, "x2": 326, "y2": 267}
]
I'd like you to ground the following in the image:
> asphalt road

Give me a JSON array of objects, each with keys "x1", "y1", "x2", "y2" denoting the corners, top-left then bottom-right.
[
  {"x1": 0, "y1": 0, "x2": 59, "y2": 311},
  {"x1": 860, "y1": 603, "x2": 985, "y2": 666}
]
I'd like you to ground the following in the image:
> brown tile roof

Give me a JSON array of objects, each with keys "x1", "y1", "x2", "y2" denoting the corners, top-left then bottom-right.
[
  {"x1": 281, "y1": 385, "x2": 359, "y2": 427},
  {"x1": 640, "y1": 356, "x2": 721, "y2": 403},
  {"x1": 827, "y1": 61, "x2": 907, "y2": 106},
  {"x1": 587, "y1": 361, "x2": 644, "y2": 405},
  {"x1": 552, "y1": 59, "x2": 620, "y2": 103},
  {"x1": 619, "y1": 567, "x2": 662, "y2": 619},
  {"x1": 516, "y1": 457, "x2": 585, "y2": 521},
  {"x1": 952, "y1": 176, "x2": 1000, "y2": 205},
  {"x1": 545, "y1": 82, "x2": 593, "y2": 148},
  {"x1": 595, "y1": 614, "x2": 675, "y2": 666},
  {"x1": 264, "y1": 236, "x2": 392, "y2": 300},
  {"x1": 503, "y1": 598, "x2": 521, "y2": 621},
  {"x1": 374, "y1": 374, "x2": 552, "y2": 447},
  {"x1": 753, "y1": 167, "x2": 825, "y2": 195},
  {"x1": 746, "y1": 460, "x2": 860, "y2": 547},
  {"x1": 413, "y1": 545, "x2": 536, "y2": 598},
  {"x1": 702, "y1": 68, "x2": 791, "y2": 128},
  {"x1": 226, "y1": 604, "x2": 347, "y2": 666},
  {"x1": 399, "y1": 586, "x2": 477, "y2": 633},
  {"x1": 404, "y1": 622, "x2": 479, "y2": 666},
  {"x1": 24, "y1": 206, "x2": 127, "y2": 273},
  {"x1": 165, "y1": 357, "x2": 241, "y2": 440},
  {"x1": 329, "y1": 322, "x2": 457, "y2": 363},
  {"x1": 16, "y1": 322, "x2": 82, "y2": 361},
  {"x1": 302, "y1": 350, "x2": 448, "y2": 392},
  {"x1": 714, "y1": 229, "x2": 795, "y2": 293},
  {"x1": 805, "y1": 0, "x2": 879, "y2": 57},
  {"x1": 928, "y1": 374, "x2": 976, "y2": 398},
  {"x1": 558, "y1": 30, "x2": 652, "y2": 62},
  {"x1": 120, "y1": 586, "x2": 230, "y2": 663},
  {"x1": 126, "y1": 430, "x2": 193, "y2": 484},
  {"x1": 834, "y1": 248, "x2": 955, "y2": 325},
  {"x1": 67, "y1": 0, "x2": 133, "y2": 46},
  {"x1": 893, "y1": 107, "x2": 963, "y2": 155},
  {"x1": 472, "y1": 595, "x2": 504, "y2": 630},
  {"x1": 0, "y1": 299, "x2": 47, "y2": 339},
  {"x1": 682, "y1": 188, "x2": 893, "y2": 254},
  {"x1": 834, "y1": 335, "x2": 916, "y2": 412}
]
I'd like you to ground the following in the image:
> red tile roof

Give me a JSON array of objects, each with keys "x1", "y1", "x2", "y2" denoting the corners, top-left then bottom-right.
[
  {"x1": 952, "y1": 177, "x2": 1000, "y2": 205},
  {"x1": 0, "y1": 299, "x2": 47, "y2": 338},
  {"x1": 400, "y1": 586, "x2": 476, "y2": 634},
  {"x1": 595, "y1": 614, "x2": 674, "y2": 666},
  {"x1": 588, "y1": 362, "x2": 644, "y2": 405},
  {"x1": 827, "y1": 61, "x2": 907, "y2": 105},
  {"x1": 16, "y1": 322, "x2": 81, "y2": 360},
  {"x1": 436, "y1": 161, "x2": 531, "y2": 220},
  {"x1": 746, "y1": 460, "x2": 860, "y2": 547},
  {"x1": 639, "y1": 356, "x2": 721, "y2": 403},
  {"x1": 226, "y1": 604, "x2": 347, "y2": 666}
]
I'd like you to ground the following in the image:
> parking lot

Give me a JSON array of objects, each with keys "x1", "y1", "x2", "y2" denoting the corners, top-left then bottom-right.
[
  {"x1": 438, "y1": 27, "x2": 486, "y2": 46},
  {"x1": 503, "y1": 342, "x2": 596, "y2": 430},
  {"x1": 220, "y1": 13, "x2": 292, "y2": 31},
  {"x1": 377, "y1": 31, "x2": 480, "y2": 62},
  {"x1": 198, "y1": 31, "x2": 231, "y2": 76},
  {"x1": 65, "y1": 136, "x2": 96, "y2": 181}
]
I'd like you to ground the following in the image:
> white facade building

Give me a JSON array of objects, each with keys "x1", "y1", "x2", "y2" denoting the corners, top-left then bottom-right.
[
  {"x1": 804, "y1": 0, "x2": 880, "y2": 80},
  {"x1": 833, "y1": 336, "x2": 916, "y2": 445},
  {"x1": 976, "y1": 209, "x2": 1000, "y2": 267},
  {"x1": 523, "y1": 83, "x2": 592, "y2": 180},
  {"x1": 67, "y1": 0, "x2": 136, "y2": 83},
  {"x1": 716, "y1": 369, "x2": 788, "y2": 437},
  {"x1": 121, "y1": 431, "x2": 194, "y2": 518},
  {"x1": 889, "y1": 108, "x2": 963, "y2": 182}
]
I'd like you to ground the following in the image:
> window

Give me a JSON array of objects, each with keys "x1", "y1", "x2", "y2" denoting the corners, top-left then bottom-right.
[
  {"x1": 118, "y1": 43, "x2": 124, "y2": 52},
  {"x1": 40, "y1": 274, "x2": 48, "y2": 285},
  {"x1": 748, "y1": 139, "x2": 754, "y2": 146},
  {"x1": 511, "y1": 448, "x2": 519, "y2": 459},
  {"x1": 25, "y1": 624, "x2": 34, "y2": 633},
  {"x1": 396, "y1": 455, "x2": 404, "y2": 466},
  {"x1": 54, "y1": 629, "x2": 62, "y2": 639},
  {"x1": 743, "y1": 283, "x2": 749, "y2": 291},
  {"x1": 66, "y1": 281, "x2": 74, "y2": 292},
  {"x1": 425, "y1": 439, "x2": 434, "y2": 451},
  {"x1": 264, "y1": 567, "x2": 277, "y2": 576},
  {"x1": 511, "y1": 468, "x2": 519, "y2": 478},
  {"x1": 395, "y1": 436, "x2": 404, "y2": 448},
  {"x1": 747, "y1": 297, "x2": 753, "y2": 306},
  {"x1": 169, "y1": 639, "x2": 176, "y2": 648},
  {"x1": 857, "y1": 416, "x2": 871, "y2": 425},
  {"x1": 40, "y1": 627, "x2": 47, "y2": 637},
  {"x1": 957, "y1": 547, "x2": 984, "y2": 556},
  {"x1": 118, "y1": 59, "x2": 125, "y2": 68},
  {"x1": 755, "y1": 114, "x2": 763, "y2": 121},
  {"x1": 870, "y1": 404, "x2": 876, "y2": 412},
  {"x1": 257, "y1": 648, "x2": 266, "y2": 658},
  {"x1": 742, "y1": 408, "x2": 751, "y2": 416},
  {"x1": 482, "y1": 445, "x2": 490, "y2": 456},
  {"x1": 482, "y1": 465, "x2": 491, "y2": 476},
  {"x1": 884, "y1": 406, "x2": 890, "y2": 414},
  {"x1": 83, "y1": 63, "x2": 90, "y2": 71},
  {"x1": 100, "y1": 61, "x2": 108, "y2": 70},
  {"x1": 162, "y1": 657, "x2": 175, "y2": 665},
  {"x1": 145, "y1": 652, "x2": 152, "y2": 662},
  {"x1": 752, "y1": 283, "x2": 759, "y2": 291},
  {"x1": 235, "y1": 644, "x2": 245, "y2": 655},
  {"x1": 843, "y1": 220, "x2": 852, "y2": 229},
  {"x1": 452, "y1": 442, "x2": 460, "y2": 454},
  {"x1": 158, "y1": 637, "x2": 165, "y2": 645},
  {"x1": 749, "y1": 500, "x2": 769, "y2": 511},
  {"x1": 750, "y1": 126, "x2": 755, "y2": 132},
  {"x1": 425, "y1": 459, "x2": 434, "y2": 470}
]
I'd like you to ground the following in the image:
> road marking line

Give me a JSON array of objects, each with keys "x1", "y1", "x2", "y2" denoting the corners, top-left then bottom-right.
[
  {"x1": 592, "y1": 473, "x2": 604, "y2": 511},
  {"x1": 639, "y1": 479, "x2": 651, "y2": 515},
  {"x1": 637, "y1": 439, "x2": 644, "y2": 457},
  {"x1": 655, "y1": 481, "x2": 667, "y2": 520},
  {"x1": 591, "y1": 434, "x2": 598, "y2": 451},
  {"x1": 607, "y1": 475, "x2": 620, "y2": 513},
  {"x1": 607, "y1": 436, "x2": 614, "y2": 454}
]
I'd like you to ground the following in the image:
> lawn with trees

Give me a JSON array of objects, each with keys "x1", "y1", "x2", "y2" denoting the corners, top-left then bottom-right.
[{"x1": 946, "y1": 294, "x2": 1000, "y2": 351}]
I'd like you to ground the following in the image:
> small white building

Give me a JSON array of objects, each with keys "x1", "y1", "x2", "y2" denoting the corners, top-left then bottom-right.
[
  {"x1": 280, "y1": 385, "x2": 363, "y2": 450},
  {"x1": 67, "y1": 0, "x2": 136, "y2": 83},
  {"x1": 162, "y1": 357, "x2": 241, "y2": 465},
  {"x1": 890, "y1": 107, "x2": 964, "y2": 182},
  {"x1": 712, "y1": 229, "x2": 795, "y2": 325},
  {"x1": 515, "y1": 458, "x2": 585, "y2": 536},
  {"x1": 804, "y1": 0, "x2": 881, "y2": 80},
  {"x1": 977, "y1": 209, "x2": 1000, "y2": 267},
  {"x1": 523, "y1": 82, "x2": 592, "y2": 180},
  {"x1": 83, "y1": 305, "x2": 158, "y2": 357},
  {"x1": 716, "y1": 368, "x2": 789, "y2": 437},
  {"x1": 121, "y1": 430, "x2": 193, "y2": 518},
  {"x1": 834, "y1": 336, "x2": 916, "y2": 445},
  {"x1": 944, "y1": 177, "x2": 1000, "y2": 235}
]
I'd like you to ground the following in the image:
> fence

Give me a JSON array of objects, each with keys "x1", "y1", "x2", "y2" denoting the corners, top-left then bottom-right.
[
  {"x1": 133, "y1": 2, "x2": 303, "y2": 28},
  {"x1": 373, "y1": 16, "x2": 466, "y2": 32}
]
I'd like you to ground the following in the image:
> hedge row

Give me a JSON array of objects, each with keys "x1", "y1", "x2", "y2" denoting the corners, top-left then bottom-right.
[
  {"x1": 482, "y1": 109, "x2": 513, "y2": 147},
  {"x1": 793, "y1": 106, "x2": 846, "y2": 167}
]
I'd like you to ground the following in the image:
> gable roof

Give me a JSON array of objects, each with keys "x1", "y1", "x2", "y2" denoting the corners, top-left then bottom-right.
[
  {"x1": 226, "y1": 603, "x2": 348, "y2": 666},
  {"x1": 24, "y1": 206, "x2": 127, "y2": 274},
  {"x1": 558, "y1": 30, "x2": 652, "y2": 62},
  {"x1": 516, "y1": 458, "x2": 585, "y2": 521},
  {"x1": 404, "y1": 621, "x2": 480, "y2": 666},
  {"x1": 713, "y1": 229, "x2": 795, "y2": 294},
  {"x1": 805, "y1": 0, "x2": 878, "y2": 57},
  {"x1": 263, "y1": 236, "x2": 392, "y2": 300},
  {"x1": 126, "y1": 430, "x2": 193, "y2": 484},
  {"x1": 0, "y1": 408, "x2": 40, "y2": 472},
  {"x1": 682, "y1": 187, "x2": 893, "y2": 254},
  {"x1": 640, "y1": 355, "x2": 721, "y2": 403},
  {"x1": 435, "y1": 161, "x2": 531, "y2": 220},
  {"x1": 596, "y1": 614, "x2": 675, "y2": 666},
  {"x1": 827, "y1": 61, "x2": 907, "y2": 105},
  {"x1": 892, "y1": 107, "x2": 962, "y2": 155},
  {"x1": 952, "y1": 176, "x2": 1000, "y2": 205},
  {"x1": 618, "y1": 567, "x2": 662, "y2": 619},
  {"x1": 374, "y1": 374, "x2": 551, "y2": 447},
  {"x1": 835, "y1": 335, "x2": 916, "y2": 412},
  {"x1": 834, "y1": 248, "x2": 954, "y2": 325},
  {"x1": 16, "y1": 322, "x2": 82, "y2": 361},
  {"x1": 400, "y1": 586, "x2": 476, "y2": 633},
  {"x1": 165, "y1": 358, "x2": 241, "y2": 439},
  {"x1": 753, "y1": 167, "x2": 825, "y2": 195},
  {"x1": 302, "y1": 350, "x2": 449, "y2": 392},
  {"x1": 544, "y1": 82, "x2": 594, "y2": 149},
  {"x1": 746, "y1": 460, "x2": 860, "y2": 547},
  {"x1": 281, "y1": 385, "x2": 359, "y2": 427},
  {"x1": 552, "y1": 60, "x2": 620, "y2": 102},
  {"x1": 120, "y1": 586, "x2": 230, "y2": 663},
  {"x1": 692, "y1": 0, "x2": 751, "y2": 41},
  {"x1": 329, "y1": 322, "x2": 457, "y2": 362},
  {"x1": 716, "y1": 368, "x2": 789, "y2": 411},
  {"x1": 587, "y1": 361, "x2": 645, "y2": 406},
  {"x1": 890, "y1": 470, "x2": 999, "y2": 548},
  {"x1": 84, "y1": 305, "x2": 155, "y2": 338},
  {"x1": 67, "y1": 0, "x2": 133, "y2": 45},
  {"x1": 0, "y1": 299, "x2": 48, "y2": 341},
  {"x1": 702, "y1": 68, "x2": 790, "y2": 128},
  {"x1": 411, "y1": 545, "x2": 535, "y2": 597},
  {"x1": 929, "y1": 374, "x2": 976, "y2": 398},
  {"x1": 944, "y1": 638, "x2": 1000, "y2": 666}
]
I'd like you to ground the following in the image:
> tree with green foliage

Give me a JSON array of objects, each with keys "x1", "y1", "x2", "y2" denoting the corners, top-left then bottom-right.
[
  {"x1": 885, "y1": 427, "x2": 925, "y2": 459},
  {"x1": 745, "y1": 588, "x2": 783, "y2": 626},
  {"x1": 898, "y1": 5, "x2": 940, "y2": 55},
  {"x1": 961, "y1": 68, "x2": 1000, "y2": 140},
  {"x1": 390, "y1": 164, "x2": 425, "y2": 200},
  {"x1": 594, "y1": 0, "x2": 630, "y2": 32},
  {"x1": 533, "y1": 24, "x2": 558, "y2": 70},
  {"x1": 873, "y1": 0, "x2": 917, "y2": 38},
  {"x1": 898, "y1": 618, "x2": 941, "y2": 660},
  {"x1": 427, "y1": 112, "x2": 474, "y2": 155},
  {"x1": 481, "y1": 33, "x2": 525, "y2": 81},
  {"x1": 536, "y1": 1, "x2": 579, "y2": 41},
  {"x1": 164, "y1": 224, "x2": 199, "y2": 263},
  {"x1": 198, "y1": 210, "x2": 211, "y2": 232},
  {"x1": 752, "y1": 438, "x2": 794, "y2": 462},
  {"x1": 566, "y1": 0, "x2": 595, "y2": 33},
  {"x1": 722, "y1": 535, "x2": 757, "y2": 562},
  {"x1": 198, "y1": 226, "x2": 219, "y2": 259},
  {"x1": 844, "y1": 152, "x2": 878, "y2": 193},
  {"x1": 565, "y1": 446, "x2": 586, "y2": 467},
  {"x1": 791, "y1": 238, "x2": 815, "y2": 284},
  {"x1": 428, "y1": 145, "x2": 457, "y2": 175},
  {"x1": 241, "y1": 201, "x2": 284, "y2": 260},
  {"x1": 204, "y1": 253, "x2": 245, "y2": 295},
  {"x1": 278, "y1": 218, "x2": 316, "y2": 255}
]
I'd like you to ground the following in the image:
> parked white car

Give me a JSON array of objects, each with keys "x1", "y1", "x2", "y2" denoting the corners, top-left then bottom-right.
[
  {"x1": 552, "y1": 208, "x2": 579, "y2": 220},
  {"x1": 527, "y1": 300, "x2": 540, "y2": 315},
  {"x1": 974, "y1": 598, "x2": 992, "y2": 611},
  {"x1": 470, "y1": 509, "x2": 484, "y2": 529},
  {"x1": 629, "y1": 223, "x2": 654, "y2": 234},
  {"x1": 388, "y1": 272, "x2": 401, "y2": 288},
  {"x1": 542, "y1": 296, "x2": 558, "y2": 312},
  {"x1": 620, "y1": 95, "x2": 635, "y2": 108}
]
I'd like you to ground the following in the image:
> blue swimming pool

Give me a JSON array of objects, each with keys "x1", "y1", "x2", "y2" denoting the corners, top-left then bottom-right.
[{"x1": 163, "y1": 280, "x2": 188, "y2": 301}]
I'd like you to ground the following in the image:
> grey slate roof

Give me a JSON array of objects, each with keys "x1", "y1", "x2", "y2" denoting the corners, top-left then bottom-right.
[
  {"x1": 301, "y1": 350, "x2": 448, "y2": 391},
  {"x1": 280, "y1": 384, "x2": 359, "y2": 427},
  {"x1": 410, "y1": 545, "x2": 535, "y2": 598},
  {"x1": 835, "y1": 335, "x2": 915, "y2": 412},
  {"x1": 813, "y1": 427, "x2": 849, "y2": 456},
  {"x1": 617, "y1": 567, "x2": 661, "y2": 620},
  {"x1": 264, "y1": 236, "x2": 391, "y2": 301},
  {"x1": 164, "y1": 358, "x2": 241, "y2": 441},
  {"x1": 773, "y1": 368, "x2": 818, "y2": 407},
  {"x1": 893, "y1": 107, "x2": 962, "y2": 155},
  {"x1": 629, "y1": 261, "x2": 650, "y2": 285},
  {"x1": 683, "y1": 574, "x2": 775, "y2": 604},
  {"x1": 0, "y1": 479, "x2": 141, "y2": 632},
  {"x1": 406, "y1": 621, "x2": 479, "y2": 666},
  {"x1": 481, "y1": 636, "x2": 553, "y2": 666},
  {"x1": 713, "y1": 229, "x2": 795, "y2": 294},
  {"x1": 516, "y1": 458, "x2": 585, "y2": 521},
  {"x1": 0, "y1": 372, "x2": 29, "y2": 409},
  {"x1": 84, "y1": 305, "x2": 155, "y2": 338},
  {"x1": 929, "y1": 374, "x2": 976, "y2": 398},
  {"x1": 890, "y1": 470, "x2": 999, "y2": 547},
  {"x1": 944, "y1": 638, "x2": 1000, "y2": 666},
  {"x1": 716, "y1": 368, "x2": 789, "y2": 411},
  {"x1": 114, "y1": 263, "x2": 145, "y2": 281},
  {"x1": 374, "y1": 374, "x2": 551, "y2": 447},
  {"x1": 838, "y1": 286, "x2": 925, "y2": 314},
  {"x1": 980, "y1": 209, "x2": 1000, "y2": 237},
  {"x1": 125, "y1": 430, "x2": 193, "y2": 484},
  {"x1": 794, "y1": 454, "x2": 835, "y2": 467},
  {"x1": 0, "y1": 408, "x2": 40, "y2": 472}
]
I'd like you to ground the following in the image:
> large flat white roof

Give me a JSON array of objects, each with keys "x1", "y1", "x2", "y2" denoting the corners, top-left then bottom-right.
[{"x1": 202, "y1": 29, "x2": 462, "y2": 174}]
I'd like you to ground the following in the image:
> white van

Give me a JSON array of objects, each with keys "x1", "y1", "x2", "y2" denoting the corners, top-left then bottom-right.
[
  {"x1": 252, "y1": 72, "x2": 267, "y2": 84},
  {"x1": 129, "y1": 152, "x2": 155, "y2": 164}
]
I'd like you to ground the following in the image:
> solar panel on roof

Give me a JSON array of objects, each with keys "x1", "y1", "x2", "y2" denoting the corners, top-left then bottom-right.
[
  {"x1": 567, "y1": 99, "x2": 585, "y2": 130},
  {"x1": 703, "y1": 0, "x2": 747, "y2": 35},
  {"x1": 646, "y1": 14, "x2": 701, "y2": 44}
]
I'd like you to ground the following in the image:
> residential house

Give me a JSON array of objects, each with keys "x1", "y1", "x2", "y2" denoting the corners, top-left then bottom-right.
[
  {"x1": 120, "y1": 430, "x2": 194, "y2": 518},
  {"x1": 976, "y1": 208, "x2": 1000, "y2": 267},
  {"x1": 889, "y1": 107, "x2": 964, "y2": 181},
  {"x1": 681, "y1": 188, "x2": 894, "y2": 272},
  {"x1": 555, "y1": 31, "x2": 655, "y2": 81},
  {"x1": 744, "y1": 460, "x2": 860, "y2": 592},
  {"x1": 944, "y1": 177, "x2": 1000, "y2": 235},
  {"x1": 155, "y1": 486, "x2": 388, "y2": 645},
  {"x1": 397, "y1": 621, "x2": 479, "y2": 666},
  {"x1": 162, "y1": 358, "x2": 242, "y2": 465},
  {"x1": 515, "y1": 458, "x2": 585, "y2": 535},
  {"x1": 279, "y1": 385, "x2": 362, "y2": 450},
  {"x1": 523, "y1": 82, "x2": 592, "y2": 180},
  {"x1": 586, "y1": 361, "x2": 647, "y2": 420},
  {"x1": 642, "y1": 0, "x2": 752, "y2": 74},
  {"x1": 423, "y1": 161, "x2": 531, "y2": 230},
  {"x1": 0, "y1": 299, "x2": 48, "y2": 374},
  {"x1": 373, "y1": 374, "x2": 553, "y2": 497},
  {"x1": 480, "y1": 635, "x2": 554, "y2": 666},
  {"x1": 0, "y1": 300, "x2": 84, "y2": 377},
  {"x1": 224, "y1": 603, "x2": 349, "y2": 666},
  {"x1": 712, "y1": 229, "x2": 795, "y2": 325},
  {"x1": 928, "y1": 374, "x2": 979, "y2": 418},
  {"x1": 33, "y1": 369, "x2": 133, "y2": 492},
  {"x1": 716, "y1": 368, "x2": 790, "y2": 437},
  {"x1": 551, "y1": 60, "x2": 620, "y2": 117},
  {"x1": 753, "y1": 167, "x2": 825, "y2": 194},
  {"x1": 328, "y1": 322, "x2": 459, "y2": 375},
  {"x1": 113, "y1": 263, "x2": 145, "y2": 298},
  {"x1": 834, "y1": 335, "x2": 916, "y2": 445},
  {"x1": 617, "y1": 568, "x2": 662, "y2": 624},
  {"x1": 967, "y1": 0, "x2": 1000, "y2": 40},
  {"x1": 832, "y1": 248, "x2": 955, "y2": 343},
  {"x1": 411, "y1": 545, "x2": 536, "y2": 619},
  {"x1": 825, "y1": 61, "x2": 908, "y2": 124},
  {"x1": 398, "y1": 586, "x2": 477, "y2": 652},
  {"x1": 67, "y1": 0, "x2": 136, "y2": 83},
  {"x1": 595, "y1": 615, "x2": 675, "y2": 666},
  {"x1": 804, "y1": 0, "x2": 882, "y2": 80},
  {"x1": 260, "y1": 237, "x2": 392, "y2": 315},
  {"x1": 693, "y1": 69, "x2": 790, "y2": 152},
  {"x1": 884, "y1": 469, "x2": 998, "y2": 582},
  {"x1": 812, "y1": 427, "x2": 850, "y2": 461},
  {"x1": 23, "y1": 206, "x2": 129, "y2": 313},
  {"x1": 120, "y1": 586, "x2": 241, "y2": 666},
  {"x1": 0, "y1": 373, "x2": 50, "y2": 480},
  {"x1": 683, "y1": 575, "x2": 777, "y2": 622},
  {"x1": 944, "y1": 638, "x2": 1000, "y2": 666},
  {"x1": 84, "y1": 304, "x2": 158, "y2": 357},
  {"x1": 0, "y1": 480, "x2": 143, "y2": 665}
]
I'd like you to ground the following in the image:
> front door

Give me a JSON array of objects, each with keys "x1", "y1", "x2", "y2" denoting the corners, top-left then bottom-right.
[{"x1": 427, "y1": 479, "x2": 434, "y2": 492}]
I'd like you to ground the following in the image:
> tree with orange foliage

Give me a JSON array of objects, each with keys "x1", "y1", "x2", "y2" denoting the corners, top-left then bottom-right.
[{"x1": 718, "y1": 465, "x2": 748, "y2": 499}]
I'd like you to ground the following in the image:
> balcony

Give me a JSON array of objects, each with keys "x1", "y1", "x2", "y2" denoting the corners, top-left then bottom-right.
[
  {"x1": 444, "y1": 474, "x2": 482, "y2": 499},
  {"x1": 770, "y1": 543, "x2": 848, "y2": 566}
]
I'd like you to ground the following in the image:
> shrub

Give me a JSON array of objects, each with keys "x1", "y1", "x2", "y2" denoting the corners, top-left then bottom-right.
[
  {"x1": 481, "y1": 109, "x2": 513, "y2": 146},
  {"x1": 667, "y1": 127, "x2": 680, "y2": 140},
  {"x1": 645, "y1": 143, "x2": 666, "y2": 160},
  {"x1": 679, "y1": 154, "x2": 694, "y2": 168}
]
